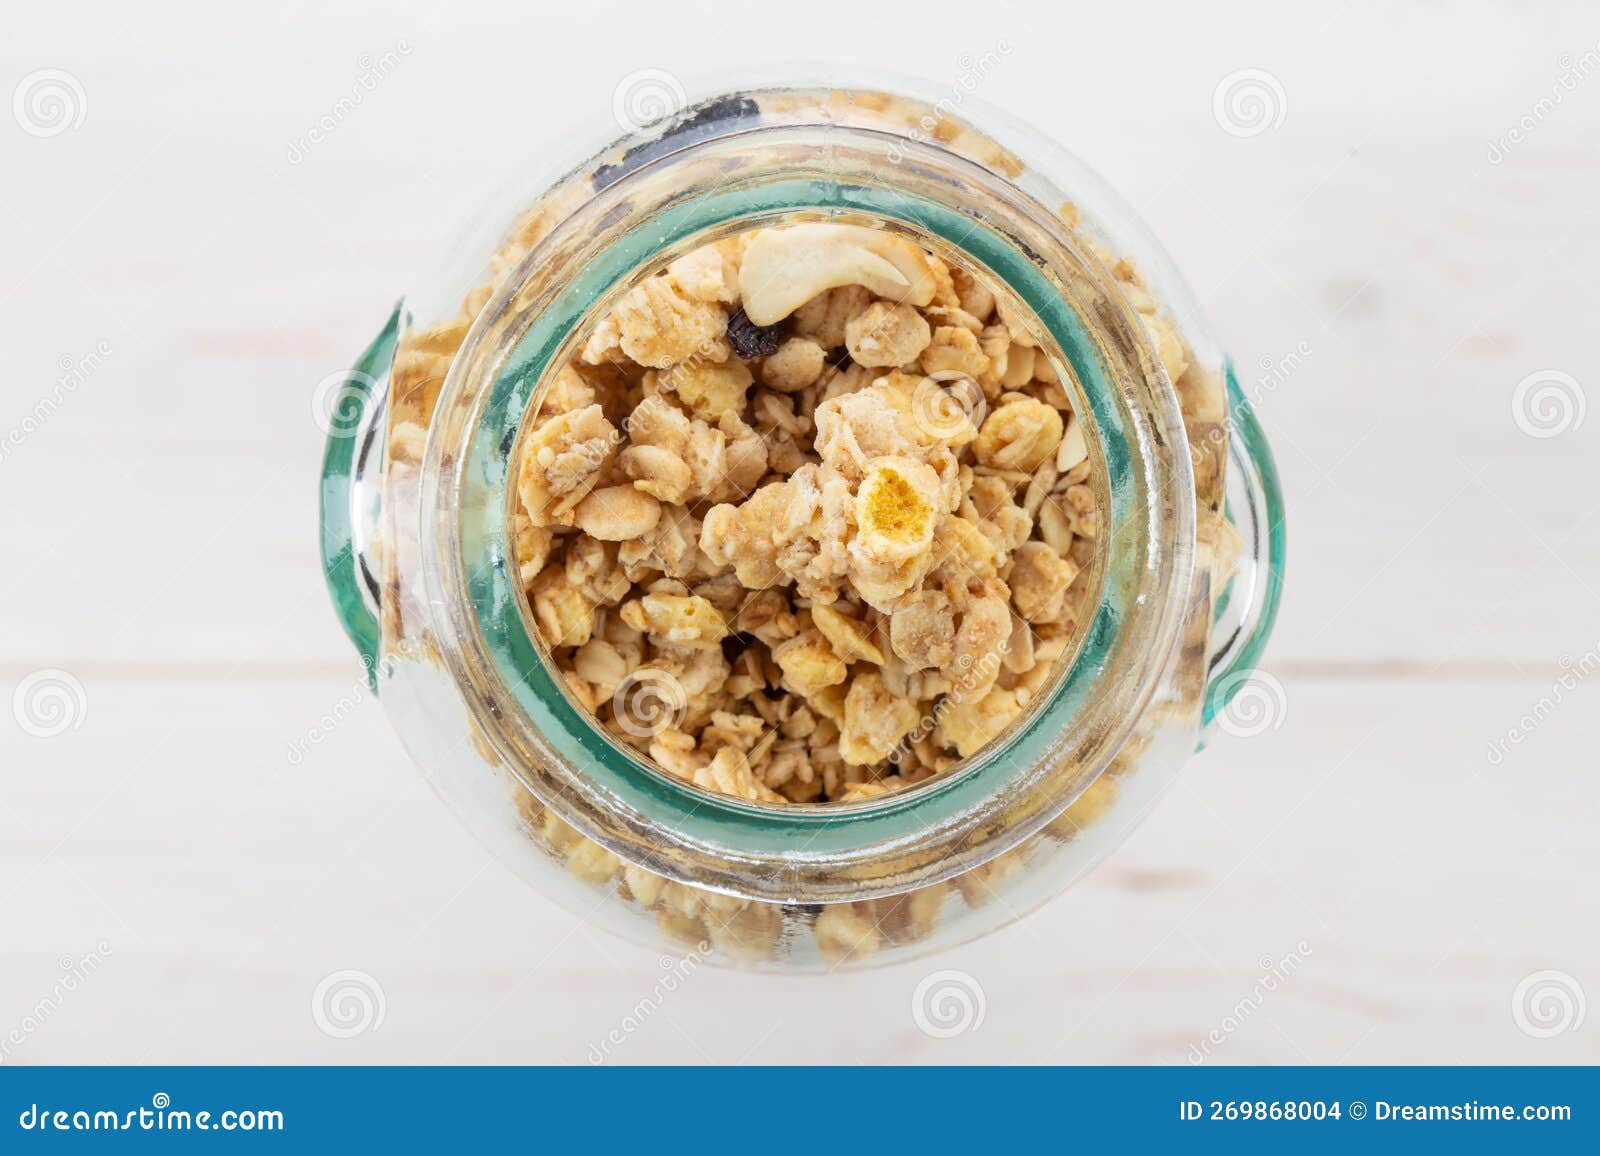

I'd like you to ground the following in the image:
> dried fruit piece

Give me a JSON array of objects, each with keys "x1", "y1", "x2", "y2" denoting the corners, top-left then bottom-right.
[
  {"x1": 853, "y1": 456, "x2": 940, "y2": 566},
  {"x1": 726, "y1": 307, "x2": 785, "y2": 358}
]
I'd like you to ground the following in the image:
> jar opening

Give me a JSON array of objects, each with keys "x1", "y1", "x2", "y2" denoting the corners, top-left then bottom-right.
[{"x1": 505, "y1": 210, "x2": 1111, "y2": 817}]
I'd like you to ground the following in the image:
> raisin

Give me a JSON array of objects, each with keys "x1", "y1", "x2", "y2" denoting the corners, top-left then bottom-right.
[{"x1": 726, "y1": 307, "x2": 785, "y2": 359}]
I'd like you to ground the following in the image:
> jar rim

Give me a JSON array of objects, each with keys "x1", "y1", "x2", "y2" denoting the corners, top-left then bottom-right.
[{"x1": 416, "y1": 89, "x2": 1198, "y2": 902}]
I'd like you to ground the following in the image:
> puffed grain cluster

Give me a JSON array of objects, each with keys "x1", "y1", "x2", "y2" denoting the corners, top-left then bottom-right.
[{"x1": 513, "y1": 222, "x2": 1133, "y2": 804}]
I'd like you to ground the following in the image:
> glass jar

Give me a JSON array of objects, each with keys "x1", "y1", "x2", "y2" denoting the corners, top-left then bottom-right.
[{"x1": 318, "y1": 78, "x2": 1284, "y2": 971}]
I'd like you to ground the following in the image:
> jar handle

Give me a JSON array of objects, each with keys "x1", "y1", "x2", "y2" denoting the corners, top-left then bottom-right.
[
  {"x1": 319, "y1": 302, "x2": 403, "y2": 691},
  {"x1": 1202, "y1": 359, "x2": 1287, "y2": 727}
]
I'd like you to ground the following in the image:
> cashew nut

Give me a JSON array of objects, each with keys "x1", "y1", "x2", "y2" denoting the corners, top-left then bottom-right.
[{"x1": 738, "y1": 224, "x2": 938, "y2": 326}]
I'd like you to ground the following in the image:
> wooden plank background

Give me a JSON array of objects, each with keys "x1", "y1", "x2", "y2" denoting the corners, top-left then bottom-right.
[{"x1": 2, "y1": 0, "x2": 1596, "y2": 1063}]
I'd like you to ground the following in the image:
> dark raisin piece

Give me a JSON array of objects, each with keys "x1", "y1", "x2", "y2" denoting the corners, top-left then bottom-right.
[{"x1": 726, "y1": 307, "x2": 785, "y2": 359}]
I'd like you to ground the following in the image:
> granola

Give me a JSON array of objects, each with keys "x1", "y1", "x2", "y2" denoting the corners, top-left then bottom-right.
[
  {"x1": 372, "y1": 90, "x2": 1236, "y2": 969},
  {"x1": 511, "y1": 221, "x2": 1115, "y2": 804}
]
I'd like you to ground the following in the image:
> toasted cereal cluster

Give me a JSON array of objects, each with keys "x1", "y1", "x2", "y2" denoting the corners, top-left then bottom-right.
[{"x1": 512, "y1": 222, "x2": 1108, "y2": 804}]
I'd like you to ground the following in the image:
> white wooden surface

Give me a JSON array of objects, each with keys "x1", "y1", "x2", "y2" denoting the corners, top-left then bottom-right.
[{"x1": 3, "y1": 0, "x2": 1598, "y2": 1064}]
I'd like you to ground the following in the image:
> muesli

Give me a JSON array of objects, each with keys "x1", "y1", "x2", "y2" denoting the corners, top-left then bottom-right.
[
  {"x1": 509, "y1": 221, "x2": 1157, "y2": 804},
  {"x1": 377, "y1": 90, "x2": 1232, "y2": 963}
]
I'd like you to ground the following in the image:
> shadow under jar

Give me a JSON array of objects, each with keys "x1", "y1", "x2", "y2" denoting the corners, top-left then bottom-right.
[{"x1": 320, "y1": 81, "x2": 1284, "y2": 971}]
